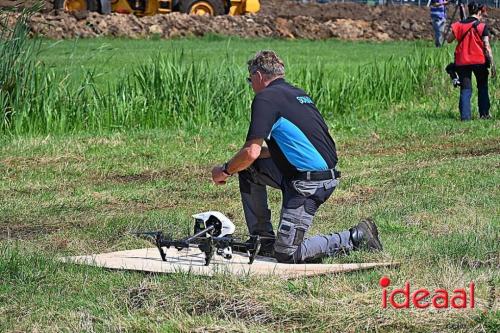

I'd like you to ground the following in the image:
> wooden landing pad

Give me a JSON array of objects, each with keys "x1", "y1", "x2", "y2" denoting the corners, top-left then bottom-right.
[{"x1": 61, "y1": 247, "x2": 398, "y2": 279}]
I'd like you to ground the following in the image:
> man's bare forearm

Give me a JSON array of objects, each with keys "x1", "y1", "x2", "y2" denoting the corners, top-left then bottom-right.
[{"x1": 225, "y1": 139, "x2": 263, "y2": 175}]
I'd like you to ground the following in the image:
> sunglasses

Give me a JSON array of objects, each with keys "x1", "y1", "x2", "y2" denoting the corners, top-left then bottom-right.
[{"x1": 247, "y1": 71, "x2": 259, "y2": 85}]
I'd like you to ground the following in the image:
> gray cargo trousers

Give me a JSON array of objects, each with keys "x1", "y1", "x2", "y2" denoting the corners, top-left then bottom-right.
[{"x1": 238, "y1": 158, "x2": 353, "y2": 263}]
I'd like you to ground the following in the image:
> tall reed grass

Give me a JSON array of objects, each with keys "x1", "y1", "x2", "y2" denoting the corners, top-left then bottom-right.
[
  {"x1": 0, "y1": 5, "x2": 43, "y2": 134},
  {"x1": 2, "y1": 9, "x2": 494, "y2": 136}
]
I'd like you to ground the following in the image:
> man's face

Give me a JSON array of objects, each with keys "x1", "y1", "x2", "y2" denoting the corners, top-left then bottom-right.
[{"x1": 249, "y1": 71, "x2": 266, "y2": 94}]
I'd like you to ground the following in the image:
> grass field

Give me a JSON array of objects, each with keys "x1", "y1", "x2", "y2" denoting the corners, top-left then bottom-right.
[
  {"x1": 37, "y1": 37, "x2": 427, "y2": 82},
  {"x1": 0, "y1": 17, "x2": 499, "y2": 332}
]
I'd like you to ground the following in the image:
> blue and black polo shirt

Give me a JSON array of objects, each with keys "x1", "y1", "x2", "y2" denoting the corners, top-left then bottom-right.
[{"x1": 246, "y1": 78, "x2": 338, "y2": 179}]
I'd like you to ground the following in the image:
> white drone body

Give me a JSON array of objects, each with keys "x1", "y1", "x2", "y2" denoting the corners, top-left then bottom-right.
[
  {"x1": 134, "y1": 211, "x2": 261, "y2": 265},
  {"x1": 192, "y1": 211, "x2": 236, "y2": 260},
  {"x1": 191, "y1": 211, "x2": 236, "y2": 237}
]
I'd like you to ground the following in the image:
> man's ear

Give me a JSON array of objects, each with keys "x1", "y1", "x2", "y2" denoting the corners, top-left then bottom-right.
[{"x1": 256, "y1": 71, "x2": 263, "y2": 83}]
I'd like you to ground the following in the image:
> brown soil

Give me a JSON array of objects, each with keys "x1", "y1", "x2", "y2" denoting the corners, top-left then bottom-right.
[
  {"x1": 1, "y1": 1, "x2": 499, "y2": 41},
  {"x1": 0, "y1": 223, "x2": 60, "y2": 239},
  {"x1": 263, "y1": 0, "x2": 500, "y2": 21}
]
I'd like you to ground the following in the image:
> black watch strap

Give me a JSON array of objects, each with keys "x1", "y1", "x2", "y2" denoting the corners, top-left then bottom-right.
[{"x1": 222, "y1": 162, "x2": 232, "y2": 176}]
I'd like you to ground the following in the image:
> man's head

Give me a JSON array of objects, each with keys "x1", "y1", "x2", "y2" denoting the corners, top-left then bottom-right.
[
  {"x1": 247, "y1": 50, "x2": 285, "y2": 93},
  {"x1": 468, "y1": 1, "x2": 486, "y2": 17}
]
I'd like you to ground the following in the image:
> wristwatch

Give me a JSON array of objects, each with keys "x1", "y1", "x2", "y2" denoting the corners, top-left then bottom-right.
[{"x1": 222, "y1": 162, "x2": 232, "y2": 176}]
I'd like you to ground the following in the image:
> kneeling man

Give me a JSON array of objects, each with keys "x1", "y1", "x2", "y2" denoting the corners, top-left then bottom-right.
[{"x1": 211, "y1": 50, "x2": 382, "y2": 263}]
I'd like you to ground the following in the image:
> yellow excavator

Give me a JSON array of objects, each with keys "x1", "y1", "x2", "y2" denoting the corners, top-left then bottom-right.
[{"x1": 57, "y1": 0, "x2": 260, "y2": 16}]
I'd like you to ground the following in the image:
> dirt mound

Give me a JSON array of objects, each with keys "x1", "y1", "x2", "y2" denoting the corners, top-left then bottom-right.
[
  {"x1": 3, "y1": 1, "x2": 499, "y2": 41},
  {"x1": 262, "y1": 0, "x2": 500, "y2": 22},
  {"x1": 262, "y1": 0, "x2": 425, "y2": 21},
  {"x1": 261, "y1": 1, "x2": 499, "y2": 38},
  {"x1": 0, "y1": 0, "x2": 53, "y2": 11},
  {"x1": 24, "y1": 11, "x2": 403, "y2": 40}
]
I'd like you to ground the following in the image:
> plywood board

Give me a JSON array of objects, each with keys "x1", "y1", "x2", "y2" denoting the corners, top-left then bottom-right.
[{"x1": 61, "y1": 247, "x2": 398, "y2": 279}]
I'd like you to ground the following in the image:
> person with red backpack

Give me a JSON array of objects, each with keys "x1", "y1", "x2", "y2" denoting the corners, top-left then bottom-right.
[{"x1": 447, "y1": 1, "x2": 496, "y2": 121}]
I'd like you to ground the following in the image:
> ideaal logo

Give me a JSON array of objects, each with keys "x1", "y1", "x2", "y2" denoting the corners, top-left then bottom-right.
[{"x1": 380, "y1": 276, "x2": 475, "y2": 309}]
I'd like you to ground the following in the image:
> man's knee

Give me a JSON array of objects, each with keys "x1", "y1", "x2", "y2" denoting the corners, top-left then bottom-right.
[
  {"x1": 274, "y1": 236, "x2": 301, "y2": 264},
  {"x1": 273, "y1": 212, "x2": 309, "y2": 263}
]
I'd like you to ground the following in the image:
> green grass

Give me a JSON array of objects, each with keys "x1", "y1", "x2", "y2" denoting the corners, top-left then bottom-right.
[
  {"x1": 37, "y1": 37, "x2": 427, "y2": 83},
  {"x1": 0, "y1": 11, "x2": 499, "y2": 332},
  {"x1": 5, "y1": 39, "x2": 499, "y2": 135},
  {"x1": 1, "y1": 104, "x2": 499, "y2": 332},
  {"x1": 4, "y1": 13, "x2": 497, "y2": 136}
]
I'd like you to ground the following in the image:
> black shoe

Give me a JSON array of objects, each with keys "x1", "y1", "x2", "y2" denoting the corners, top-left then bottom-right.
[
  {"x1": 480, "y1": 115, "x2": 491, "y2": 120},
  {"x1": 349, "y1": 219, "x2": 383, "y2": 252},
  {"x1": 258, "y1": 238, "x2": 275, "y2": 257}
]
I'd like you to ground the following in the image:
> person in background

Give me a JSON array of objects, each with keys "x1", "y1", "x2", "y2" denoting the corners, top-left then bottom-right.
[
  {"x1": 447, "y1": 1, "x2": 496, "y2": 120},
  {"x1": 430, "y1": 0, "x2": 450, "y2": 47}
]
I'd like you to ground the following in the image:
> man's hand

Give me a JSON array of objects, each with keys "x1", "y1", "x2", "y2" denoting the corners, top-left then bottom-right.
[
  {"x1": 211, "y1": 165, "x2": 229, "y2": 185},
  {"x1": 210, "y1": 139, "x2": 264, "y2": 185},
  {"x1": 491, "y1": 65, "x2": 497, "y2": 78}
]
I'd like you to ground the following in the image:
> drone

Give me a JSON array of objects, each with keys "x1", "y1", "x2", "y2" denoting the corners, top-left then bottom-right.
[{"x1": 132, "y1": 212, "x2": 262, "y2": 266}]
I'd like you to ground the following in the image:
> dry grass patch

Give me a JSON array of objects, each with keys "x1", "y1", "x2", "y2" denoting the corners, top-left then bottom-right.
[
  {"x1": 99, "y1": 165, "x2": 210, "y2": 184},
  {"x1": 331, "y1": 185, "x2": 378, "y2": 205}
]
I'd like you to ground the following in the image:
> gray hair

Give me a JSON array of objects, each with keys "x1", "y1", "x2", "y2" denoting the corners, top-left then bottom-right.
[{"x1": 247, "y1": 50, "x2": 285, "y2": 78}]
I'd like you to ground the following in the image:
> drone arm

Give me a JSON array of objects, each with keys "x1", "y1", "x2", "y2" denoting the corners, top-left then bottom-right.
[
  {"x1": 212, "y1": 235, "x2": 262, "y2": 264},
  {"x1": 184, "y1": 225, "x2": 215, "y2": 243}
]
